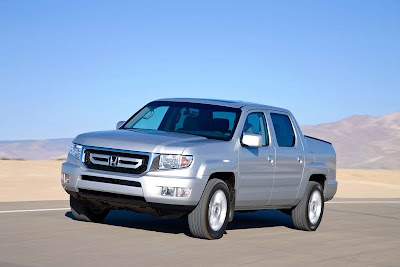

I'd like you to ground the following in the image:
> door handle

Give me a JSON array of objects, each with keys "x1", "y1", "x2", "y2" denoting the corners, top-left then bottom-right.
[
  {"x1": 297, "y1": 156, "x2": 303, "y2": 164},
  {"x1": 267, "y1": 156, "x2": 274, "y2": 165}
]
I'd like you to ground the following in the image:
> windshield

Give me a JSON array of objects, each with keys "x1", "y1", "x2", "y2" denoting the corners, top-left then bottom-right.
[{"x1": 122, "y1": 101, "x2": 241, "y2": 141}]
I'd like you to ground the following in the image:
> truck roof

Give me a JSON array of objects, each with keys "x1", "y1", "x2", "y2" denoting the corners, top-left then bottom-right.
[{"x1": 157, "y1": 98, "x2": 289, "y2": 113}]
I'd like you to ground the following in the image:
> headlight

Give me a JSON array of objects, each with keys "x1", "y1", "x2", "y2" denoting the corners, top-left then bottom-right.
[
  {"x1": 69, "y1": 143, "x2": 82, "y2": 160},
  {"x1": 159, "y1": 154, "x2": 193, "y2": 170}
]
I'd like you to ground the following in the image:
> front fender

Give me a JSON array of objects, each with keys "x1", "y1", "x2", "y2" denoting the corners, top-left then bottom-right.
[{"x1": 197, "y1": 159, "x2": 239, "y2": 182}]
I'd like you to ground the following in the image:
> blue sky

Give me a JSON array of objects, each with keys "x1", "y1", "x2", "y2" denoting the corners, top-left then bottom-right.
[{"x1": 1, "y1": 0, "x2": 399, "y2": 140}]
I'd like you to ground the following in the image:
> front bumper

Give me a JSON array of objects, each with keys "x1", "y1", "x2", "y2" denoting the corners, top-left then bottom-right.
[{"x1": 61, "y1": 158, "x2": 207, "y2": 208}]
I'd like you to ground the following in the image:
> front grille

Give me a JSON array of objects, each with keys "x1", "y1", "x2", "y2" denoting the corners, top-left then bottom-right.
[
  {"x1": 81, "y1": 175, "x2": 141, "y2": 187},
  {"x1": 83, "y1": 148, "x2": 149, "y2": 174}
]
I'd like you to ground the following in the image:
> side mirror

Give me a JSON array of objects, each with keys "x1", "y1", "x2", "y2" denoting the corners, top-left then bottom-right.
[
  {"x1": 242, "y1": 133, "x2": 263, "y2": 147},
  {"x1": 116, "y1": 121, "x2": 125, "y2": 129}
]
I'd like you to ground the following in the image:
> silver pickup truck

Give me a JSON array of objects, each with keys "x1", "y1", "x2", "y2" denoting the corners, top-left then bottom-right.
[{"x1": 61, "y1": 98, "x2": 337, "y2": 239}]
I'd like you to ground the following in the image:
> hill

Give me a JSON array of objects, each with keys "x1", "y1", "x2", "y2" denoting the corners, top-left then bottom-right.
[
  {"x1": 0, "y1": 138, "x2": 72, "y2": 160},
  {"x1": 301, "y1": 110, "x2": 400, "y2": 169}
]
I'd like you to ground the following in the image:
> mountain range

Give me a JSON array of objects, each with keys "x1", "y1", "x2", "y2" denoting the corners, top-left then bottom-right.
[
  {"x1": 302, "y1": 110, "x2": 400, "y2": 169},
  {"x1": 0, "y1": 138, "x2": 73, "y2": 161},
  {"x1": 1, "y1": 111, "x2": 399, "y2": 169}
]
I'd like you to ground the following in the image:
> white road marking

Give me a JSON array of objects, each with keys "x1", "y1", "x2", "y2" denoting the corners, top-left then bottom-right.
[
  {"x1": 0, "y1": 208, "x2": 70, "y2": 214},
  {"x1": 327, "y1": 201, "x2": 400, "y2": 204}
]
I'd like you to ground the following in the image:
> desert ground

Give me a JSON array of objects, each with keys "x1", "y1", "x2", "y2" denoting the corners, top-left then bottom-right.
[{"x1": 0, "y1": 160, "x2": 399, "y2": 202}]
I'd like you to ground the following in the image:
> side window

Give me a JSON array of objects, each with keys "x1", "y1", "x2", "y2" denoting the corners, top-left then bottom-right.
[
  {"x1": 242, "y1": 112, "x2": 269, "y2": 146},
  {"x1": 270, "y1": 113, "x2": 295, "y2": 147},
  {"x1": 132, "y1": 106, "x2": 169, "y2": 130}
]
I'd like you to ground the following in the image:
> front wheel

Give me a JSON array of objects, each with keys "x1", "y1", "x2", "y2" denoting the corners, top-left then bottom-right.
[
  {"x1": 291, "y1": 181, "x2": 324, "y2": 231},
  {"x1": 188, "y1": 179, "x2": 230, "y2": 239},
  {"x1": 70, "y1": 195, "x2": 110, "y2": 223}
]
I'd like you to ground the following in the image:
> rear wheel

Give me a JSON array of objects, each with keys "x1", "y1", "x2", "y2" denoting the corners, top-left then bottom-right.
[
  {"x1": 188, "y1": 179, "x2": 230, "y2": 239},
  {"x1": 70, "y1": 195, "x2": 109, "y2": 223},
  {"x1": 291, "y1": 182, "x2": 324, "y2": 231}
]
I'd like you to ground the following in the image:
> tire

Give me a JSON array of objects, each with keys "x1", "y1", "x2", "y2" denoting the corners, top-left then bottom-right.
[
  {"x1": 291, "y1": 181, "x2": 324, "y2": 231},
  {"x1": 70, "y1": 195, "x2": 110, "y2": 223},
  {"x1": 188, "y1": 179, "x2": 230, "y2": 239}
]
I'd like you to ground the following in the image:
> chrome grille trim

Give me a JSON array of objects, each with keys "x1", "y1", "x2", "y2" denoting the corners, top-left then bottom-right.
[
  {"x1": 89, "y1": 153, "x2": 143, "y2": 169},
  {"x1": 82, "y1": 146, "x2": 151, "y2": 175}
]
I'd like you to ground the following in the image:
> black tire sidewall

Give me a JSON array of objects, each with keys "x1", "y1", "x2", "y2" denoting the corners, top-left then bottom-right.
[
  {"x1": 70, "y1": 195, "x2": 109, "y2": 222},
  {"x1": 204, "y1": 181, "x2": 230, "y2": 239},
  {"x1": 306, "y1": 183, "x2": 324, "y2": 230}
]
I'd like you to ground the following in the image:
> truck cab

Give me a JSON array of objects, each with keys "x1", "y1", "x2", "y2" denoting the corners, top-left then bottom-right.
[{"x1": 62, "y1": 98, "x2": 338, "y2": 239}]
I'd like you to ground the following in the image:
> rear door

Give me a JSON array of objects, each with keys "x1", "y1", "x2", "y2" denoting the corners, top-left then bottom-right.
[
  {"x1": 237, "y1": 111, "x2": 276, "y2": 207},
  {"x1": 268, "y1": 112, "x2": 305, "y2": 206}
]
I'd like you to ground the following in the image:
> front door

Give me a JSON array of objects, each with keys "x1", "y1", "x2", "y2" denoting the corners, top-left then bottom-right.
[{"x1": 237, "y1": 111, "x2": 276, "y2": 207}]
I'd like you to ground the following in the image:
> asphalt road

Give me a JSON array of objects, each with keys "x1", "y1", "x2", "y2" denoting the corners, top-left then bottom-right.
[{"x1": 1, "y1": 199, "x2": 399, "y2": 267}]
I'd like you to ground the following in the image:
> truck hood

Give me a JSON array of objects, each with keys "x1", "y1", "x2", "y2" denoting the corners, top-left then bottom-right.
[{"x1": 73, "y1": 129, "x2": 208, "y2": 154}]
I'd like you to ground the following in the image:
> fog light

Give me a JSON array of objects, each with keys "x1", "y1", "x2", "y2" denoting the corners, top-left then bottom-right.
[
  {"x1": 61, "y1": 172, "x2": 70, "y2": 183},
  {"x1": 176, "y1": 187, "x2": 191, "y2": 198},
  {"x1": 161, "y1": 187, "x2": 175, "y2": 197},
  {"x1": 161, "y1": 187, "x2": 191, "y2": 197}
]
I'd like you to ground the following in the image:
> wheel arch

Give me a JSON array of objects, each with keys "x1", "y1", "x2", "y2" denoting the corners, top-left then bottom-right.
[
  {"x1": 209, "y1": 172, "x2": 236, "y2": 196},
  {"x1": 293, "y1": 162, "x2": 329, "y2": 206},
  {"x1": 309, "y1": 173, "x2": 327, "y2": 189},
  {"x1": 208, "y1": 172, "x2": 236, "y2": 222}
]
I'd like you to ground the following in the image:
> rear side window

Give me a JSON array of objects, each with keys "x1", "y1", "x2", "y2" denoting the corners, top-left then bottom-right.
[{"x1": 270, "y1": 113, "x2": 295, "y2": 147}]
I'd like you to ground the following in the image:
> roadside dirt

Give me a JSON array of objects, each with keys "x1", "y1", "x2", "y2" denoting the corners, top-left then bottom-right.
[{"x1": 0, "y1": 161, "x2": 399, "y2": 202}]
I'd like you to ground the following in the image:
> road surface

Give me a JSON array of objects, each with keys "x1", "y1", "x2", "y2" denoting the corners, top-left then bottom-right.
[{"x1": 1, "y1": 199, "x2": 399, "y2": 267}]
